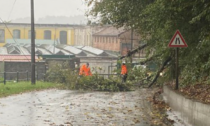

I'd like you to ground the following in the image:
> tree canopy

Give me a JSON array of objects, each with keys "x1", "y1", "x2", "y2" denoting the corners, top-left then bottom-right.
[{"x1": 85, "y1": 0, "x2": 210, "y2": 86}]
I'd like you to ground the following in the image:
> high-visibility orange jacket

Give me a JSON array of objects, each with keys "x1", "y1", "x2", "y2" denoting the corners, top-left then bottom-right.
[
  {"x1": 79, "y1": 64, "x2": 86, "y2": 75},
  {"x1": 85, "y1": 67, "x2": 92, "y2": 76},
  {"x1": 121, "y1": 65, "x2": 127, "y2": 75}
]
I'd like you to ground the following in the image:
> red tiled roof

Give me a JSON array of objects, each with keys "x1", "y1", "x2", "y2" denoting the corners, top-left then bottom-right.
[{"x1": 0, "y1": 55, "x2": 38, "y2": 62}]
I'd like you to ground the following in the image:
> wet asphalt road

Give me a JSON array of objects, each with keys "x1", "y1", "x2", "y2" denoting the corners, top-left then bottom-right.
[{"x1": 0, "y1": 89, "x2": 154, "y2": 126}]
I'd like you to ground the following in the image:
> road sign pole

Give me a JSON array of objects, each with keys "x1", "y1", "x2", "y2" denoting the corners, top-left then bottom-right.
[
  {"x1": 175, "y1": 48, "x2": 179, "y2": 90},
  {"x1": 168, "y1": 30, "x2": 187, "y2": 89}
]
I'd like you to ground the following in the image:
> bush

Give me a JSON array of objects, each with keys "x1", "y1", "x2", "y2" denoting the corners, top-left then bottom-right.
[{"x1": 127, "y1": 66, "x2": 147, "y2": 82}]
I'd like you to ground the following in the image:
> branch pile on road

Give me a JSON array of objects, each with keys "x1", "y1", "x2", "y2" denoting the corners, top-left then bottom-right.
[{"x1": 45, "y1": 62, "x2": 137, "y2": 91}]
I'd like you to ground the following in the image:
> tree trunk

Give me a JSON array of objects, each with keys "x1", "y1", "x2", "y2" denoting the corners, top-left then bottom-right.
[
  {"x1": 148, "y1": 57, "x2": 172, "y2": 88},
  {"x1": 120, "y1": 44, "x2": 148, "y2": 59}
]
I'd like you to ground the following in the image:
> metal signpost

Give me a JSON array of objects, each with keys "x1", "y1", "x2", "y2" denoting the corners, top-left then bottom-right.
[{"x1": 168, "y1": 30, "x2": 188, "y2": 90}]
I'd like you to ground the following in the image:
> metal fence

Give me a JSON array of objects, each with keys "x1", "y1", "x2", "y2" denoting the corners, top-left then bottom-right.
[
  {"x1": 96, "y1": 73, "x2": 120, "y2": 79},
  {"x1": 0, "y1": 70, "x2": 119, "y2": 85},
  {"x1": 0, "y1": 71, "x2": 46, "y2": 84}
]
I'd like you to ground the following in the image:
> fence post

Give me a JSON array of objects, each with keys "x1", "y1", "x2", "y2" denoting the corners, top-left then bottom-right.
[
  {"x1": 27, "y1": 71, "x2": 29, "y2": 81},
  {"x1": 36, "y1": 72, "x2": 38, "y2": 81},
  {"x1": 43, "y1": 74, "x2": 45, "y2": 82},
  {"x1": 108, "y1": 66, "x2": 110, "y2": 78},
  {"x1": 4, "y1": 71, "x2": 6, "y2": 85},
  {"x1": 17, "y1": 71, "x2": 19, "y2": 83}
]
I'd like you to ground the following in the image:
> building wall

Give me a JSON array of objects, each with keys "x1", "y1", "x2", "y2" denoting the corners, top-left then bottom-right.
[
  {"x1": 80, "y1": 57, "x2": 118, "y2": 75},
  {"x1": 74, "y1": 28, "x2": 85, "y2": 46},
  {"x1": 74, "y1": 26, "x2": 104, "y2": 46},
  {"x1": 0, "y1": 24, "x2": 75, "y2": 47},
  {"x1": 92, "y1": 30, "x2": 139, "y2": 53},
  {"x1": 93, "y1": 36, "x2": 121, "y2": 52},
  {"x1": 93, "y1": 29, "x2": 146, "y2": 57}
]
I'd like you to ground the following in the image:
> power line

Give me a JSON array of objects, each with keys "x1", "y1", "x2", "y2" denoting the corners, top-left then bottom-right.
[
  {"x1": 0, "y1": 0, "x2": 17, "y2": 46},
  {"x1": 7, "y1": 0, "x2": 17, "y2": 20},
  {"x1": 0, "y1": 17, "x2": 31, "y2": 62}
]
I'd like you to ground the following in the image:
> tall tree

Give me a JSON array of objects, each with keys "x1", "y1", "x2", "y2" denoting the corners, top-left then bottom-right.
[{"x1": 85, "y1": 0, "x2": 210, "y2": 85}]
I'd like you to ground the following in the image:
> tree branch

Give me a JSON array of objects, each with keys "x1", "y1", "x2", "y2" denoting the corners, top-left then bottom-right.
[
  {"x1": 120, "y1": 43, "x2": 148, "y2": 59},
  {"x1": 139, "y1": 54, "x2": 160, "y2": 65},
  {"x1": 148, "y1": 57, "x2": 172, "y2": 88}
]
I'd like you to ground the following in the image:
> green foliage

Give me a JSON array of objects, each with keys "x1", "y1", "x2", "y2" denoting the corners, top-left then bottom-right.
[
  {"x1": 127, "y1": 66, "x2": 146, "y2": 82},
  {"x1": 46, "y1": 62, "x2": 135, "y2": 91},
  {"x1": 0, "y1": 77, "x2": 4, "y2": 82},
  {"x1": 85, "y1": 0, "x2": 210, "y2": 86},
  {"x1": 0, "y1": 81, "x2": 60, "y2": 98},
  {"x1": 45, "y1": 62, "x2": 70, "y2": 83},
  {"x1": 76, "y1": 75, "x2": 132, "y2": 91}
]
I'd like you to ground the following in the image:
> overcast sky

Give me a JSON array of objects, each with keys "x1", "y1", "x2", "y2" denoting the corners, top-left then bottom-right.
[{"x1": 0, "y1": 0, "x2": 86, "y2": 21}]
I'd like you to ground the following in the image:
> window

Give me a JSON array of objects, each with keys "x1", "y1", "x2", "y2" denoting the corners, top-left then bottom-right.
[
  {"x1": 13, "y1": 29, "x2": 20, "y2": 39},
  {"x1": 0, "y1": 29, "x2": 5, "y2": 43},
  {"x1": 28, "y1": 30, "x2": 36, "y2": 39},
  {"x1": 44, "y1": 30, "x2": 51, "y2": 39},
  {"x1": 60, "y1": 31, "x2": 67, "y2": 44}
]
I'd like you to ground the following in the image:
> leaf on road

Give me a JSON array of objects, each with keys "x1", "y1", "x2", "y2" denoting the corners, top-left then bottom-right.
[
  {"x1": 64, "y1": 122, "x2": 72, "y2": 125},
  {"x1": 44, "y1": 119, "x2": 50, "y2": 122},
  {"x1": 133, "y1": 118, "x2": 140, "y2": 124}
]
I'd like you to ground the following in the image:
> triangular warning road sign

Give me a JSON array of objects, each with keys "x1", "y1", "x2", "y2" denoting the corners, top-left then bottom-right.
[{"x1": 168, "y1": 30, "x2": 188, "y2": 48}]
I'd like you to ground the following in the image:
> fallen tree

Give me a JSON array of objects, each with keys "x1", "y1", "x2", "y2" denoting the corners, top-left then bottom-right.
[
  {"x1": 120, "y1": 43, "x2": 148, "y2": 59},
  {"x1": 119, "y1": 43, "x2": 171, "y2": 87},
  {"x1": 148, "y1": 57, "x2": 172, "y2": 88}
]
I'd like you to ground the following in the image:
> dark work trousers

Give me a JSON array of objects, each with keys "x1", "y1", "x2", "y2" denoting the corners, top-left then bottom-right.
[{"x1": 121, "y1": 74, "x2": 127, "y2": 83}]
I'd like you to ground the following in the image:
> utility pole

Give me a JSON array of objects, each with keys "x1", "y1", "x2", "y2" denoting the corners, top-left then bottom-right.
[{"x1": 31, "y1": 0, "x2": 36, "y2": 84}]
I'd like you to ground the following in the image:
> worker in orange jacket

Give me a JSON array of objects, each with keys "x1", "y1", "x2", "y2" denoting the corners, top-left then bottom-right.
[
  {"x1": 121, "y1": 61, "x2": 128, "y2": 83},
  {"x1": 79, "y1": 63, "x2": 92, "y2": 76},
  {"x1": 85, "y1": 63, "x2": 92, "y2": 76},
  {"x1": 79, "y1": 64, "x2": 86, "y2": 76}
]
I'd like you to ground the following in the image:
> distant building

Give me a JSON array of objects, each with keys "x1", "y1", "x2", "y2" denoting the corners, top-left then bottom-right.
[
  {"x1": 0, "y1": 23, "x2": 78, "y2": 47},
  {"x1": 92, "y1": 26, "x2": 143, "y2": 56},
  {"x1": 74, "y1": 25, "x2": 104, "y2": 46}
]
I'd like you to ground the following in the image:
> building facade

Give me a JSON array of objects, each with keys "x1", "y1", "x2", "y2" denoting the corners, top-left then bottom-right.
[
  {"x1": 92, "y1": 26, "x2": 142, "y2": 56},
  {"x1": 74, "y1": 25, "x2": 104, "y2": 46},
  {"x1": 0, "y1": 23, "x2": 76, "y2": 47},
  {"x1": 0, "y1": 23, "x2": 146, "y2": 57}
]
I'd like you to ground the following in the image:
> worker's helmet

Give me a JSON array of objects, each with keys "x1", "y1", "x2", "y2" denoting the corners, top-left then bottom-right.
[{"x1": 122, "y1": 61, "x2": 126, "y2": 64}]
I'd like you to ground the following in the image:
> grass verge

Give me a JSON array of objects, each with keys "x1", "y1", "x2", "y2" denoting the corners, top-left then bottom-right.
[{"x1": 0, "y1": 81, "x2": 61, "y2": 98}]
